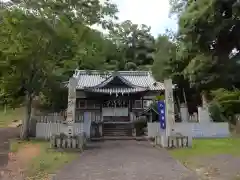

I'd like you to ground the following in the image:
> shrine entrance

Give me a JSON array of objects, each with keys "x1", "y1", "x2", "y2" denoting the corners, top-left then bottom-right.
[
  {"x1": 102, "y1": 99, "x2": 130, "y2": 123},
  {"x1": 102, "y1": 99, "x2": 132, "y2": 136}
]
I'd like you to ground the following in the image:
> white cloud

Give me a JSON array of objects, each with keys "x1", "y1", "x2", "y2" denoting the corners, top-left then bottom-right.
[{"x1": 110, "y1": 0, "x2": 177, "y2": 37}]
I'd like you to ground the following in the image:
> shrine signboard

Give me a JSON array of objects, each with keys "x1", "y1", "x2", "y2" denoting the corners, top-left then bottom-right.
[{"x1": 158, "y1": 101, "x2": 166, "y2": 130}]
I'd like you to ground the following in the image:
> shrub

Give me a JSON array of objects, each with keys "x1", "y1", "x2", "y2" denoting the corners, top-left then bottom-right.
[
  {"x1": 134, "y1": 116, "x2": 147, "y2": 136},
  {"x1": 210, "y1": 88, "x2": 240, "y2": 124}
]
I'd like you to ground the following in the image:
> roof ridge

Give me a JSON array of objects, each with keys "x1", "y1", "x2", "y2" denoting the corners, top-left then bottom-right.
[
  {"x1": 74, "y1": 70, "x2": 150, "y2": 76},
  {"x1": 93, "y1": 74, "x2": 145, "y2": 89}
]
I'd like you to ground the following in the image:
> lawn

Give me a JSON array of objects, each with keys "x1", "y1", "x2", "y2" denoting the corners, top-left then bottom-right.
[
  {"x1": 0, "y1": 108, "x2": 25, "y2": 127},
  {"x1": 169, "y1": 138, "x2": 240, "y2": 179},
  {"x1": 169, "y1": 138, "x2": 240, "y2": 161},
  {"x1": 10, "y1": 140, "x2": 79, "y2": 180}
]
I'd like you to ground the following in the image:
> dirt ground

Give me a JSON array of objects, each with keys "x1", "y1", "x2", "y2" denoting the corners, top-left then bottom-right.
[
  {"x1": 1, "y1": 144, "x2": 40, "y2": 180},
  {"x1": 0, "y1": 128, "x2": 19, "y2": 166},
  {"x1": 185, "y1": 155, "x2": 240, "y2": 180},
  {"x1": 0, "y1": 127, "x2": 40, "y2": 180}
]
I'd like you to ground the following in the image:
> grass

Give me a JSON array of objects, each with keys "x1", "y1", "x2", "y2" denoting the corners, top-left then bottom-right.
[
  {"x1": 0, "y1": 107, "x2": 25, "y2": 127},
  {"x1": 169, "y1": 138, "x2": 240, "y2": 179},
  {"x1": 169, "y1": 137, "x2": 240, "y2": 161},
  {"x1": 10, "y1": 139, "x2": 79, "y2": 179}
]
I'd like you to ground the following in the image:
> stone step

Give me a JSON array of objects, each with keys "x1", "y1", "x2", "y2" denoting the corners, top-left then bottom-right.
[
  {"x1": 104, "y1": 129, "x2": 131, "y2": 132},
  {"x1": 103, "y1": 129, "x2": 131, "y2": 133},
  {"x1": 104, "y1": 130, "x2": 131, "y2": 133},
  {"x1": 103, "y1": 132, "x2": 132, "y2": 136},
  {"x1": 103, "y1": 122, "x2": 133, "y2": 137},
  {"x1": 103, "y1": 136, "x2": 135, "y2": 140},
  {"x1": 103, "y1": 126, "x2": 132, "y2": 129}
]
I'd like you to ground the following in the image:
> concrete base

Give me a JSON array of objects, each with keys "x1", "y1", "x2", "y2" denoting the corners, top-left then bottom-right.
[
  {"x1": 50, "y1": 133, "x2": 87, "y2": 150},
  {"x1": 155, "y1": 135, "x2": 192, "y2": 148}
]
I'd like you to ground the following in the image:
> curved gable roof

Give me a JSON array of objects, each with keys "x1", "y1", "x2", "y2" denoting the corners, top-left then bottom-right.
[{"x1": 73, "y1": 70, "x2": 164, "y2": 91}]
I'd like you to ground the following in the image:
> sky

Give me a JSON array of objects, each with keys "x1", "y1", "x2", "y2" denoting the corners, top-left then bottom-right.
[{"x1": 107, "y1": 0, "x2": 178, "y2": 37}]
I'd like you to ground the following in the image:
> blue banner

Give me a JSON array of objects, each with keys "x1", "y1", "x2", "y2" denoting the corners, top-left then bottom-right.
[{"x1": 158, "y1": 101, "x2": 166, "y2": 130}]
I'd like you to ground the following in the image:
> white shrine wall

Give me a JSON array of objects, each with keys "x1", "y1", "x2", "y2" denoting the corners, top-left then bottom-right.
[
  {"x1": 147, "y1": 106, "x2": 230, "y2": 138},
  {"x1": 148, "y1": 122, "x2": 230, "y2": 138}
]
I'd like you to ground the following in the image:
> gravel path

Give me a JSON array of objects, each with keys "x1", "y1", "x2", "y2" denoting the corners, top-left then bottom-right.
[{"x1": 54, "y1": 140, "x2": 199, "y2": 180}]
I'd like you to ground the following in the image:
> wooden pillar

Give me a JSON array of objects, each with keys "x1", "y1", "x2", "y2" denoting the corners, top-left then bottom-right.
[{"x1": 100, "y1": 101, "x2": 103, "y2": 136}]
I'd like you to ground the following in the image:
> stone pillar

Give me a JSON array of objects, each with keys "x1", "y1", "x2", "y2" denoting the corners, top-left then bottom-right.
[
  {"x1": 157, "y1": 79, "x2": 175, "y2": 148},
  {"x1": 164, "y1": 79, "x2": 175, "y2": 137},
  {"x1": 198, "y1": 106, "x2": 211, "y2": 124},
  {"x1": 154, "y1": 79, "x2": 193, "y2": 148},
  {"x1": 66, "y1": 77, "x2": 77, "y2": 136},
  {"x1": 180, "y1": 103, "x2": 189, "y2": 122}
]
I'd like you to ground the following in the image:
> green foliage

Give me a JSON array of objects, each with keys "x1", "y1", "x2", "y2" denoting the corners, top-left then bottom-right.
[
  {"x1": 177, "y1": 0, "x2": 240, "y2": 90},
  {"x1": 7, "y1": 0, "x2": 118, "y2": 28},
  {"x1": 152, "y1": 35, "x2": 177, "y2": 81},
  {"x1": 169, "y1": 0, "x2": 188, "y2": 17},
  {"x1": 208, "y1": 101, "x2": 228, "y2": 122},
  {"x1": 0, "y1": 0, "x2": 119, "y2": 139},
  {"x1": 209, "y1": 89, "x2": 240, "y2": 124},
  {"x1": 133, "y1": 116, "x2": 147, "y2": 136},
  {"x1": 154, "y1": 0, "x2": 240, "y2": 110},
  {"x1": 0, "y1": 9, "x2": 65, "y2": 99},
  {"x1": 0, "y1": 0, "x2": 119, "y2": 105},
  {"x1": 108, "y1": 20, "x2": 155, "y2": 70},
  {"x1": 38, "y1": 84, "x2": 68, "y2": 112}
]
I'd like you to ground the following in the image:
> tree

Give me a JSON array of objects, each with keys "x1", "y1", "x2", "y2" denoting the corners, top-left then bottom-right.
[
  {"x1": 108, "y1": 20, "x2": 155, "y2": 70},
  {"x1": 7, "y1": 0, "x2": 118, "y2": 28},
  {"x1": 152, "y1": 34, "x2": 177, "y2": 81},
  {"x1": 169, "y1": 0, "x2": 188, "y2": 17},
  {"x1": 172, "y1": 0, "x2": 240, "y2": 101},
  {"x1": 151, "y1": 33, "x2": 199, "y2": 108},
  {"x1": 0, "y1": 0, "x2": 119, "y2": 139},
  {"x1": 0, "y1": 9, "x2": 72, "y2": 139}
]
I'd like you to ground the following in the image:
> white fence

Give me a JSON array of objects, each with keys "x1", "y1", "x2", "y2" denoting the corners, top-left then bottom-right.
[
  {"x1": 147, "y1": 122, "x2": 230, "y2": 138},
  {"x1": 36, "y1": 122, "x2": 84, "y2": 140},
  {"x1": 34, "y1": 111, "x2": 97, "y2": 139},
  {"x1": 35, "y1": 115, "x2": 65, "y2": 122}
]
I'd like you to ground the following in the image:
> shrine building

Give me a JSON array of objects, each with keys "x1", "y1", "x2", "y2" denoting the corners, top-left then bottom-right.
[{"x1": 72, "y1": 70, "x2": 165, "y2": 137}]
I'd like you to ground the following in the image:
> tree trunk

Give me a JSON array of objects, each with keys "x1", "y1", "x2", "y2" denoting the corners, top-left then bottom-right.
[
  {"x1": 20, "y1": 93, "x2": 32, "y2": 140},
  {"x1": 4, "y1": 104, "x2": 7, "y2": 114}
]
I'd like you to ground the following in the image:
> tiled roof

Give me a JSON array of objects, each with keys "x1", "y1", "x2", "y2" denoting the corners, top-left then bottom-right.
[
  {"x1": 84, "y1": 87, "x2": 148, "y2": 94},
  {"x1": 73, "y1": 70, "x2": 164, "y2": 93}
]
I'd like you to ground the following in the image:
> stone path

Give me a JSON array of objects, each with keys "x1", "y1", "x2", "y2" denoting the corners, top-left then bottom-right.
[{"x1": 55, "y1": 140, "x2": 199, "y2": 180}]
